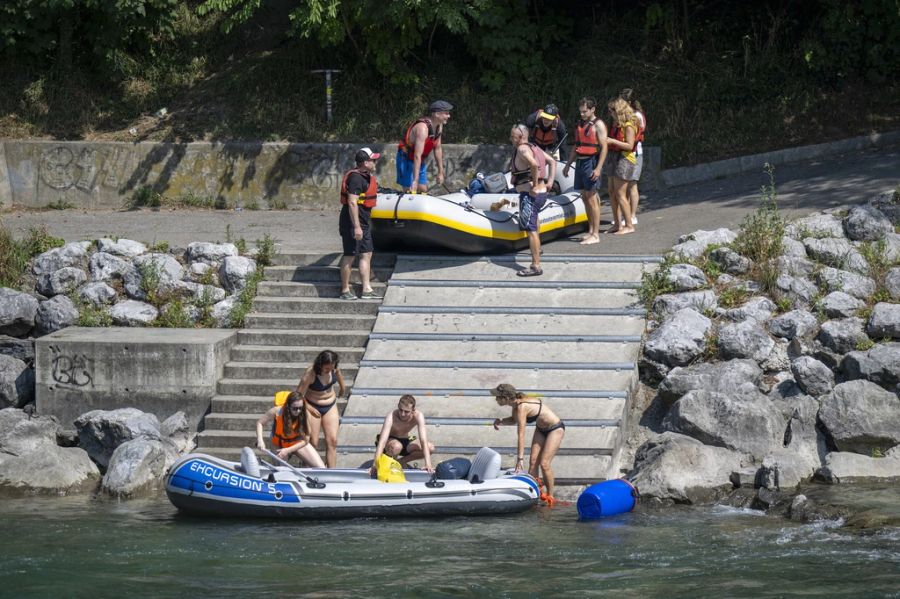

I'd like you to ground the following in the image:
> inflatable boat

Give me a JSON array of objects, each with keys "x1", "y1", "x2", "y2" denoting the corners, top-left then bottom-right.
[
  {"x1": 165, "y1": 447, "x2": 540, "y2": 519},
  {"x1": 371, "y1": 161, "x2": 587, "y2": 253}
]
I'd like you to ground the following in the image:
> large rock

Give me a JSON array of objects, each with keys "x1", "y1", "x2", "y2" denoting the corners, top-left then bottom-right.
[
  {"x1": 211, "y1": 295, "x2": 239, "y2": 327},
  {"x1": 760, "y1": 337, "x2": 790, "y2": 373},
  {"x1": 31, "y1": 242, "x2": 90, "y2": 295},
  {"x1": 133, "y1": 252, "x2": 185, "y2": 284},
  {"x1": 804, "y1": 238, "x2": 868, "y2": 274},
  {"x1": 885, "y1": 232, "x2": 900, "y2": 262},
  {"x1": 0, "y1": 408, "x2": 100, "y2": 495},
  {"x1": 817, "y1": 446, "x2": 900, "y2": 482},
  {"x1": 659, "y1": 359, "x2": 762, "y2": 403},
  {"x1": 843, "y1": 205, "x2": 893, "y2": 241},
  {"x1": 96, "y1": 238, "x2": 147, "y2": 258},
  {"x1": 0, "y1": 336, "x2": 34, "y2": 363},
  {"x1": 0, "y1": 355, "x2": 34, "y2": 409},
  {"x1": 186, "y1": 242, "x2": 238, "y2": 264},
  {"x1": 886, "y1": 267, "x2": 900, "y2": 301},
  {"x1": 814, "y1": 267, "x2": 876, "y2": 300},
  {"x1": 89, "y1": 252, "x2": 136, "y2": 284},
  {"x1": 774, "y1": 274, "x2": 818, "y2": 307},
  {"x1": 0, "y1": 288, "x2": 39, "y2": 337},
  {"x1": 777, "y1": 255, "x2": 816, "y2": 278},
  {"x1": 820, "y1": 291, "x2": 864, "y2": 319},
  {"x1": 160, "y1": 411, "x2": 194, "y2": 454},
  {"x1": 664, "y1": 263, "x2": 707, "y2": 291},
  {"x1": 709, "y1": 247, "x2": 751, "y2": 275},
  {"x1": 628, "y1": 432, "x2": 749, "y2": 503},
  {"x1": 35, "y1": 295, "x2": 78, "y2": 336},
  {"x1": 109, "y1": 300, "x2": 158, "y2": 326},
  {"x1": 101, "y1": 437, "x2": 173, "y2": 497},
  {"x1": 790, "y1": 356, "x2": 834, "y2": 396},
  {"x1": 766, "y1": 395, "x2": 827, "y2": 487},
  {"x1": 780, "y1": 237, "x2": 808, "y2": 258},
  {"x1": 74, "y1": 408, "x2": 162, "y2": 469},
  {"x1": 817, "y1": 318, "x2": 867, "y2": 354},
  {"x1": 663, "y1": 388, "x2": 786, "y2": 459},
  {"x1": 643, "y1": 308, "x2": 712, "y2": 367},
  {"x1": 718, "y1": 296, "x2": 776, "y2": 323},
  {"x1": 77, "y1": 282, "x2": 117, "y2": 306},
  {"x1": 652, "y1": 290, "x2": 717, "y2": 318},
  {"x1": 219, "y1": 256, "x2": 257, "y2": 293},
  {"x1": 672, "y1": 228, "x2": 737, "y2": 260},
  {"x1": 785, "y1": 213, "x2": 844, "y2": 239},
  {"x1": 161, "y1": 280, "x2": 226, "y2": 303},
  {"x1": 39, "y1": 266, "x2": 87, "y2": 297},
  {"x1": 718, "y1": 319, "x2": 775, "y2": 363},
  {"x1": 768, "y1": 309, "x2": 818, "y2": 339},
  {"x1": 867, "y1": 302, "x2": 900, "y2": 339},
  {"x1": 817, "y1": 380, "x2": 900, "y2": 455},
  {"x1": 841, "y1": 343, "x2": 900, "y2": 389},
  {"x1": 868, "y1": 190, "x2": 900, "y2": 224}
]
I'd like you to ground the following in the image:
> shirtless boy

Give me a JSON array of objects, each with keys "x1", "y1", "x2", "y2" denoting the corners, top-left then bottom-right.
[{"x1": 372, "y1": 395, "x2": 435, "y2": 472}]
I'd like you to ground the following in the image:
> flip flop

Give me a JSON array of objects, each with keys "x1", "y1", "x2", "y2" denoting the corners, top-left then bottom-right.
[{"x1": 516, "y1": 266, "x2": 543, "y2": 277}]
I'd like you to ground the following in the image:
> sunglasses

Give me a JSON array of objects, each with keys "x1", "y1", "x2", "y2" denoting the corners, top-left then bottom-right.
[{"x1": 289, "y1": 404, "x2": 303, "y2": 413}]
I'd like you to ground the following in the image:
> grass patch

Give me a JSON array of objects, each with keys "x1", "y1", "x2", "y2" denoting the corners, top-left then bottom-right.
[
  {"x1": 227, "y1": 270, "x2": 263, "y2": 328},
  {"x1": 47, "y1": 199, "x2": 74, "y2": 210},
  {"x1": 71, "y1": 297, "x2": 113, "y2": 327},
  {"x1": 254, "y1": 234, "x2": 276, "y2": 267},
  {"x1": 0, "y1": 222, "x2": 64, "y2": 289},
  {"x1": 638, "y1": 256, "x2": 676, "y2": 310},
  {"x1": 718, "y1": 285, "x2": 751, "y2": 309},
  {"x1": 156, "y1": 298, "x2": 194, "y2": 328},
  {"x1": 127, "y1": 186, "x2": 163, "y2": 209},
  {"x1": 732, "y1": 164, "x2": 784, "y2": 294},
  {"x1": 148, "y1": 240, "x2": 170, "y2": 253},
  {"x1": 855, "y1": 337, "x2": 875, "y2": 352}
]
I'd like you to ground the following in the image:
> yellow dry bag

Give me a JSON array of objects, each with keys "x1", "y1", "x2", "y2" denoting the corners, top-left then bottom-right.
[
  {"x1": 274, "y1": 390, "x2": 292, "y2": 407},
  {"x1": 376, "y1": 454, "x2": 406, "y2": 483}
]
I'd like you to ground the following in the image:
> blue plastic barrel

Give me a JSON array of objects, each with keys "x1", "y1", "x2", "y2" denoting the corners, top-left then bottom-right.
[{"x1": 576, "y1": 479, "x2": 638, "y2": 520}]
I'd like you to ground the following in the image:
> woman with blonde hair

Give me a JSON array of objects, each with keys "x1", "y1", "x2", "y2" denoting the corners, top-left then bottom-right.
[
  {"x1": 490, "y1": 383, "x2": 565, "y2": 504},
  {"x1": 604, "y1": 97, "x2": 638, "y2": 235}
]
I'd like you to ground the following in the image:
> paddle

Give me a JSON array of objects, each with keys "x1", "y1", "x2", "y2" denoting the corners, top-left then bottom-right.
[{"x1": 261, "y1": 448, "x2": 326, "y2": 489}]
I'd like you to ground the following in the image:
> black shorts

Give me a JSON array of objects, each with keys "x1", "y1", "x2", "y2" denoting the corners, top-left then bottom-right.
[{"x1": 339, "y1": 204, "x2": 374, "y2": 256}]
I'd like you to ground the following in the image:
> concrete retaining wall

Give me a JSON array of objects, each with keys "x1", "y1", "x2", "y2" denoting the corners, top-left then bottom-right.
[
  {"x1": 35, "y1": 327, "x2": 236, "y2": 428},
  {"x1": 0, "y1": 139, "x2": 664, "y2": 211}
]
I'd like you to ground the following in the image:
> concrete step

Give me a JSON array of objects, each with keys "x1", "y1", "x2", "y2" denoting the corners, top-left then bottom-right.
[
  {"x1": 195, "y1": 446, "x2": 615, "y2": 482},
  {"x1": 256, "y1": 281, "x2": 388, "y2": 298},
  {"x1": 271, "y1": 252, "x2": 397, "y2": 267},
  {"x1": 209, "y1": 395, "x2": 350, "y2": 415},
  {"x1": 372, "y1": 313, "x2": 645, "y2": 336},
  {"x1": 338, "y1": 420, "x2": 619, "y2": 450},
  {"x1": 264, "y1": 265, "x2": 394, "y2": 283},
  {"x1": 390, "y1": 259, "x2": 649, "y2": 282},
  {"x1": 244, "y1": 313, "x2": 377, "y2": 330},
  {"x1": 237, "y1": 329, "x2": 373, "y2": 347},
  {"x1": 217, "y1": 378, "x2": 354, "y2": 396},
  {"x1": 223, "y1": 361, "x2": 359, "y2": 380},
  {"x1": 362, "y1": 339, "x2": 641, "y2": 363},
  {"x1": 342, "y1": 394, "x2": 626, "y2": 420},
  {"x1": 381, "y1": 286, "x2": 641, "y2": 309},
  {"x1": 229, "y1": 345, "x2": 366, "y2": 363},
  {"x1": 352, "y1": 366, "x2": 635, "y2": 392},
  {"x1": 252, "y1": 296, "x2": 381, "y2": 314}
]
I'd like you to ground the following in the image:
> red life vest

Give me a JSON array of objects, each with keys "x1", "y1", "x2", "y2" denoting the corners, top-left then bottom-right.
[
  {"x1": 609, "y1": 121, "x2": 636, "y2": 153},
  {"x1": 340, "y1": 168, "x2": 378, "y2": 208},
  {"x1": 398, "y1": 117, "x2": 441, "y2": 160},
  {"x1": 509, "y1": 143, "x2": 547, "y2": 186},
  {"x1": 574, "y1": 118, "x2": 601, "y2": 156},
  {"x1": 530, "y1": 111, "x2": 559, "y2": 148},
  {"x1": 635, "y1": 110, "x2": 646, "y2": 144},
  {"x1": 271, "y1": 408, "x2": 302, "y2": 449}
]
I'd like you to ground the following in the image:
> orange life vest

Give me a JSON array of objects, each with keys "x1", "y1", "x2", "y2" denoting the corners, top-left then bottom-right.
[
  {"x1": 574, "y1": 118, "x2": 601, "y2": 156},
  {"x1": 635, "y1": 110, "x2": 646, "y2": 144},
  {"x1": 271, "y1": 408, "x2": 303, "y2": 449},
  {"x1": 398, "y1": 117, "x2": 441, "y2": 160},
  {"x1": 509, "y1": 143, "x2": 547, "y2": 186},
  {"x1": 530, "y1": 111, "x2": 559, "y2": 148},
  {"x1": 339, "y1": 168, "x2": 377, "y2": 208},
  {"x1": 609, "y1": 121, "x2": 636, "y2": 153}
]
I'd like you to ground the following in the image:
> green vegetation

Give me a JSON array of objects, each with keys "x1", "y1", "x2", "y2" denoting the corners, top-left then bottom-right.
[
  {"x1": 1, "y1": 2, "x2": 896, "y2": 166},
  {"x1": 71, "y1": 296, "x2": 114, "y2": 327},
  {"x1": 732, "y1": 164, "x2": 784, "y2": 293},
  {"x1": 718, "y1": 286, "x2": 750, "y2": 309},
  {"x1": 254, "y1": 234, "x2": 276, "y2": 267},
  {"x1": 155, "y1": 298, "x2": 194, "y2": 328},
  {"x1": 227, "y1": 269, "x2": 262, "y2": 328},
  {"x1": 638, "y1": 256, "x2": 676, "y2": 310},
  {"x1": 0, "y1": 222, "x2": 64, "y2": 288},
  {"x1": 148, "y1": 240, "x2": 170, "y2": 253}
]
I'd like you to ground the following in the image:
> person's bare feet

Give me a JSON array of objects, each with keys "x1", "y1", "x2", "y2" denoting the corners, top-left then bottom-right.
[
  {"x1": 580, "y1": 235, "x2": 600, "y2": 245},
  {"x1": 613, "y1": 226, "x2": 635, "y2": 235},
  {"x1": 605, "y1": 227, "x2": 619, "y2": 234}
]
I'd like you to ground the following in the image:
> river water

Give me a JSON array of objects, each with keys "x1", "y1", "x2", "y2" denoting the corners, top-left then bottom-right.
[{"x1": 2, "y1": 488, "x2": 899, "y2": 598}]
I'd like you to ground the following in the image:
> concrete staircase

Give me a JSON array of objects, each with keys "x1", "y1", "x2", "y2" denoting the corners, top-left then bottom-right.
[
  {"x1": 335, "y1": 254, "x2": 660, "y2": 483},
  {"x1": 195, "y1": 252, "x2": 396, "y2": 458}
]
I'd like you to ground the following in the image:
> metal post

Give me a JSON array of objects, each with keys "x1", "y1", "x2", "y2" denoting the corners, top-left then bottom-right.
[{"x1": 311, "y1": 69, "x2": 342, "y2": 123}]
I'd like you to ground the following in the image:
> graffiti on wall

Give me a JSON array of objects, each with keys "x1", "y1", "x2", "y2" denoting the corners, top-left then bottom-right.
[{"x1": 51, "y1": 353, "x2": 95, "y2": 388}]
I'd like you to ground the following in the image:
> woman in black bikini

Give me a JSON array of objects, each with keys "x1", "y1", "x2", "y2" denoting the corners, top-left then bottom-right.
[
  {"x1": 491, "y1": 383, "x2": 565, "y2": 504},
  {"x1": 296, "y1": 350, "x2": 346, "y2": 468}
]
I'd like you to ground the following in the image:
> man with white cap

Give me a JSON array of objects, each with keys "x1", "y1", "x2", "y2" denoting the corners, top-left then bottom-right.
[
  {"x1": 396, "y1": 100, "x2": 452, "y2": 193},
  {"x1": 338, "y1": 147, "x2": 381, "y2": 300}
]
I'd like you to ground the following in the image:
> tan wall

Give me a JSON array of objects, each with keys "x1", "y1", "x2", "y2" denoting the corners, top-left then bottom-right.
[{"x1": 0, "y1": 140, "x2": 663, "y2": 211}]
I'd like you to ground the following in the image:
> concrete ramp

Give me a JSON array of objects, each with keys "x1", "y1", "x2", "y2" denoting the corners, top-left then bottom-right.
[{"x1": 338, "y1": 254, "x2": 660, "y2": 483}]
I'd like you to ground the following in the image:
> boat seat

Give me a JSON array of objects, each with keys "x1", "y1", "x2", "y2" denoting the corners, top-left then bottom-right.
[
  {"x1": 468, "y1": 447, "x2": 501, "y2": 483},
  {"x1": 240, "y1": 447, "x2": 261, "y2": 478}
]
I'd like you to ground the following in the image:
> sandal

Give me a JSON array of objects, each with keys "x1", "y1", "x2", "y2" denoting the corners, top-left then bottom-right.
[{"x1": 516, "y1": 265, "x2": 543, "y2": 277}]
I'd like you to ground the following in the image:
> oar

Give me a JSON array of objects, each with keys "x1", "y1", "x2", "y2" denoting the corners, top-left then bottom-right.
[{"x1": 261, "y1": 448, "x2": 326, "y2": 489}]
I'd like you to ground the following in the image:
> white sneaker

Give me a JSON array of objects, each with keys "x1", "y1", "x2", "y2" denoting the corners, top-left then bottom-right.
[
  {"x1": 632, "y1": 216, "x2": 638, "y2": 225},
  {"x1": 620, "y1": 219, "x2": 626, "y2": 227}
]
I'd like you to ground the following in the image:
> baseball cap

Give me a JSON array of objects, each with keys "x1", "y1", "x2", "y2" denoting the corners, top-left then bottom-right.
[
  {"x1": 489, "y1": 383, "x2": 518, "y2": 399},
  {"x1": 355, "y1": 147, "x2": 381, "y2": 163},
  {"x1": 428, "y1": 100, "x2": 454, "y2": 113},
  {"x1": 539, "y1": 103, "x2": 559, "y2": 120}
]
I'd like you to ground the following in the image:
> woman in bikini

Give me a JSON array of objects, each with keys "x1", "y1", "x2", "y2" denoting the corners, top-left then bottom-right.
[
  {"x1": 490, "y1": 383, "x2": 565, "y2": 504},
  {"x1": 255, "y1": 391, "x2": 325, "y2": 466},
  {"x1": 296, "y1": 350, "x2": 346, "y2": 468}
]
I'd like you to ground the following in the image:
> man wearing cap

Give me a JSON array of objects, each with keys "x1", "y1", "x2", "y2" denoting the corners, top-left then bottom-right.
[
  {"x1": 338, "y1": 147, "x2": 381, "y2": 300},
  {"x1": 524, "y1": 103, "x2": 568, "y2": 161},
  {"x1": 396, "y1": 100, "x2": 452, "y2": 194}
]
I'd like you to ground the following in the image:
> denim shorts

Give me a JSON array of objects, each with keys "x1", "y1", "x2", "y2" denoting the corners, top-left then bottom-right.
[{"x1": 573, "y1": 156, "x2": 602, "y2": 191}]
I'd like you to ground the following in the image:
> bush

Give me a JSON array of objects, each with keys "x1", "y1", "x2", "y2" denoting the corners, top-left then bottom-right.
[
  {"x1": 732, "y1": 164, "x2": 784, "y2": 293},
  {"x1": 0, "y1": 222, "x2": 64, "y2": 289}
]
